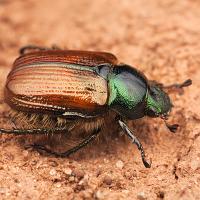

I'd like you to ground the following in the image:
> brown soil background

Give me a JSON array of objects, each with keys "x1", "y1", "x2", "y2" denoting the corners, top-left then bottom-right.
[{"x1": 0, "y1": 0, "x2": 200, "y2": 199}]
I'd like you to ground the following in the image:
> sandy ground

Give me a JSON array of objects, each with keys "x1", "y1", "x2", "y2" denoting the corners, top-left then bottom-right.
[{"x1": 0, "y1": 0, "x2": 200, "y2": 199}]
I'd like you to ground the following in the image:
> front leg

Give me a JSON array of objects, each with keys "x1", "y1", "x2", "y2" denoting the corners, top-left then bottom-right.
[{"x1": 118, "y1": 119, "x2": 151, "y2": 168}]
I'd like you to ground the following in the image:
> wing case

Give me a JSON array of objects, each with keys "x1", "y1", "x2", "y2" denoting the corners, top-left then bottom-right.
[{"x1": 5, "y1": 50, "x2": 113, "y2": 117}]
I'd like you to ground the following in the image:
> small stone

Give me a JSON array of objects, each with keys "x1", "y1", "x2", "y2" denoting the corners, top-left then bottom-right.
[
  {"x1": 78, "y1": 180, "x2": 84, "y2": 185},
  {"x1": 137, "y1": 191, "x2": 147, "y2": 200},
  {"x1": 64, "y1": 168, "x2": 72, "y2": 175},
  {"x1": 103, "y1": 175, "x2": 112, "y2": 185},
  {"x1": 69, "y1": 176, "x2": 75, "y2": 182},
  {"x1": 95, "y1": 190, "x2": 105, "y2": 199},
  {"x1": 55, "y1": 182, "x2": 62, "y2": 188},
  {"x1": 190, "y1": 158, "x2": 200, "y2": 171},
  {"x1": 49, "y1": 169, "x2": 57, "y2": 176},
  {"x1": 22, "y1": 150, "x2": 29, "y2": 158},
  {"x1": 116, "y1": 160, "x2": 124, "y2": 169}
]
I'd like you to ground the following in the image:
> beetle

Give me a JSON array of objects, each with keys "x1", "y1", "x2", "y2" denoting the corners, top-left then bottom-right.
[{"x1": 0, "y1": 45, "x2": 192, "y2": 168}]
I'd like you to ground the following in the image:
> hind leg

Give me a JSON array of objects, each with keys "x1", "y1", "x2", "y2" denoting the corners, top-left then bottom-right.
[{"x1": 29, "y1": 127, "x2": 101, "y2": 157}]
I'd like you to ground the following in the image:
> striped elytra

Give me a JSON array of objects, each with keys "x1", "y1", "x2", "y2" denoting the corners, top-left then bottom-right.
[{"x1": 5, "y1": 50, "x2": 117, "y2": 116}]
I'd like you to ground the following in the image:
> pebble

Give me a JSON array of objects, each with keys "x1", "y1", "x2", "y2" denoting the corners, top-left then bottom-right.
[
  {"x1": 64, "y1": 168, "x2": 72, "y2": 175},
  {"x1": 69, "y1": 176, "x2": 75, "y2": 182},
  {"x1": 103, "y1": 175, "x2": 112, "y2": 185},
  {"x1": 137, "y1": 191, "x2": 147, "y2": 200},
  {"x1": 95, "y1": 190, "x2": 105, "y2": 199},
  {"x1": 22, "y1": 150, "x2": 29, "y2": 158},
  {"x1": 49, "y1": 169, "x2": 57, "y2": 176},
  {"x1": 190, "y1": 158, "x2": 200, "y2": 171},
  {"x1": 55, "y1": 182, "x2": 62, "y2": 188},
  {"x1": 116, "y1": 160, "x2": 124, "y2": 169}
]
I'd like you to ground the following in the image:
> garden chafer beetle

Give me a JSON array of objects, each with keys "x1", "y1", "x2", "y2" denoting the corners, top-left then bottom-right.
[{"x1": 0, "y1": 45, "x2": 192, "y2": 168}]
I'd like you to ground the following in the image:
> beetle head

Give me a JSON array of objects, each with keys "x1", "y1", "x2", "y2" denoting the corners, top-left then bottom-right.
[{"x1": 145, "y1": 84, "x2": 172, "y2": 118}]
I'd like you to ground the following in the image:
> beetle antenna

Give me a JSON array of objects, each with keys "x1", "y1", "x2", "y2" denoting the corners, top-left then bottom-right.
[
  {"x1": 118, "y1": 119, "x2": 151, "y2": 168},
  {"x1": 164, "y1": 121, "x2": 179, "y2": 133},
  {"x1": 163, "y1": 79, "x2": 192, "y2": 90},
  {"x1": 160, "y1": 115, "x2": 179, "y2": 133}
]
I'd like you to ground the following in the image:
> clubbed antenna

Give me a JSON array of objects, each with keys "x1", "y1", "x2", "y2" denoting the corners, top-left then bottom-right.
[
  {"x1": 160, "y1": 114, "x2": 179, "y2": 133},
  {"x1": 163, "y1": 79, "x2": 192, "y2": 90},
  {"x1": 161, "y1": 79, "x2": 192, "y2": 132},
  {"x1": 164, "y1": 122, "x2": 179, "y2": 133}
]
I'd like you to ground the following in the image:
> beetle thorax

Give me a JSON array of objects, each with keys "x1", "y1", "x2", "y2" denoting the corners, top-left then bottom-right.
[{"x1": 107, "y1": 64, "x2": 148, "y2": 119}]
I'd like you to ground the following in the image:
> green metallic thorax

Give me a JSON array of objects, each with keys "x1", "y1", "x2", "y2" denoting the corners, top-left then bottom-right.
[{"x1": 107, "y1": 65, "x2": 148, "y2": 119}]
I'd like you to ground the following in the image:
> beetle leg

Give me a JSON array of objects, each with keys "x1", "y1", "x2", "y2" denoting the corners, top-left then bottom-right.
[
  {"x1": 19, "y1": 45, "x2": 62, "y2": 55},
  {"x1": 0, "y1": 127, "x2": 67, "y2": 135},
  {"x1": 20, "y1": 45, "x2": 50, "y2": 55},
  {"x1": 51, "y1": 44, "x2": 62, "y2": 50},
  {"x1": 118, "y1": 119, "x2": 151, "y2": 168},
  {"x1": 29, "y1": 127, "x2": 101, "y2": 157}
]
